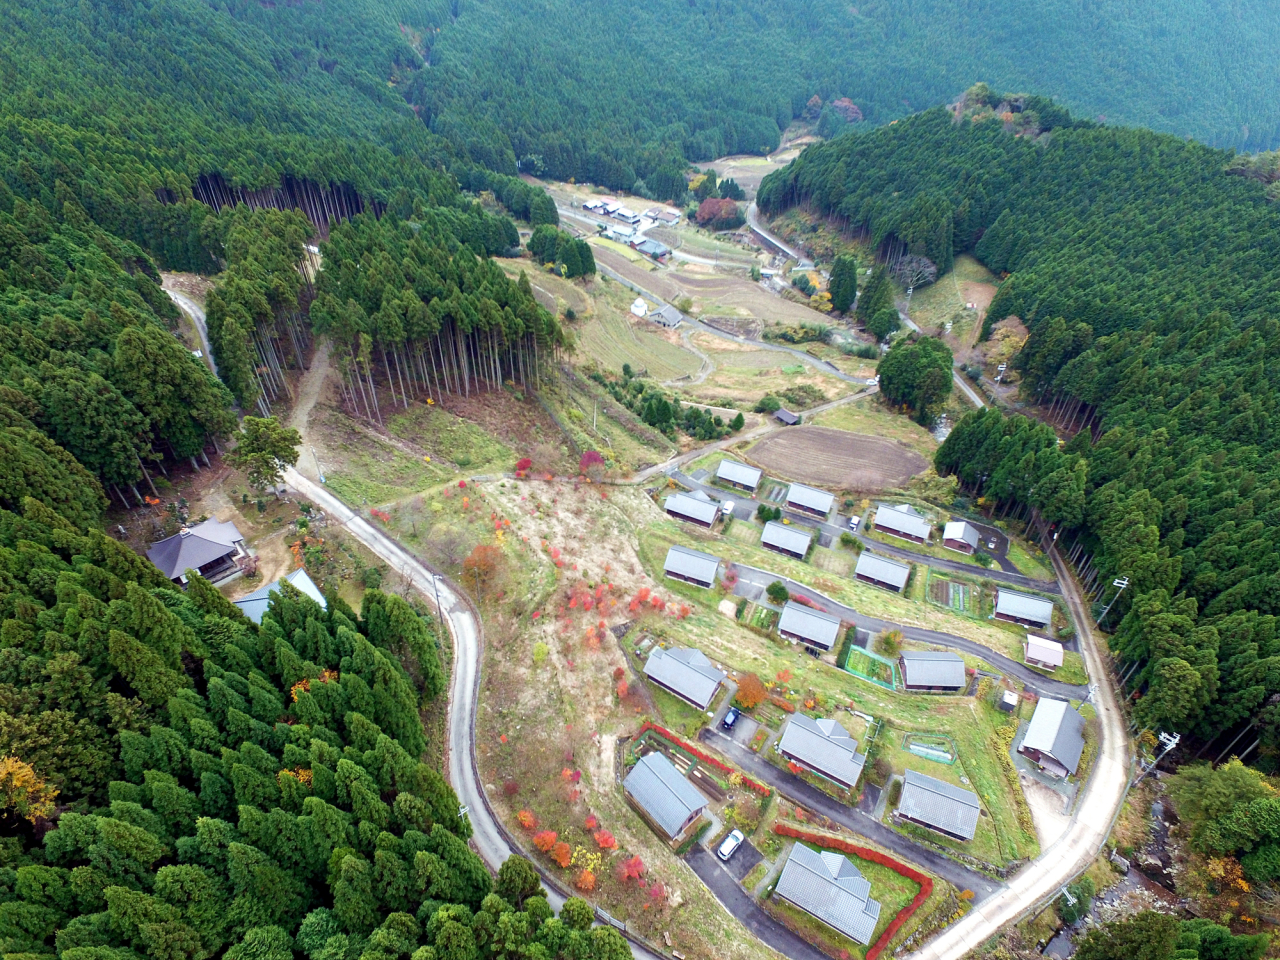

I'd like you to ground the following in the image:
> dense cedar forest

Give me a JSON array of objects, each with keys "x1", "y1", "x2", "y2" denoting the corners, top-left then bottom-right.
[
  {"x1": 0, "y1": 494, "x2": 630, "y2": 958},
  {"x1": 760, "y1": 92, "x2": 1280, "y2": 751}
]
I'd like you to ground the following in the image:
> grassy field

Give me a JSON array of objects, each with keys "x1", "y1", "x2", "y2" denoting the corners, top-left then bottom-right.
[
  {"x1": 811, "y1": 396, "x2": 939, "y2": 459},
  {"x1": 320, "y1": 410, "x2": 450, "y2": 506},
  {"x1": 905, "y1": 255, "x2": 997, "y2": 348},
  {"x1": 387, "y1": 403, "x2": 514, "y2": 472},
  {"x1": 590, "y1": 237, "x2": 648, "y2": 263},
  {"x1": 572, "y1": 282, "x2": 704, "y2": 381},
  {"x1": 862, "y1": 526, "x2": 988, "y2": 571},
  {"x1": 679, "y1": 332, "x2": 856, "y2": 409},
  {"x1": 1006, "y1": 538, "x2": 1055, "y2": 581},
  {"x1": 543, "y1": 375, "x2": 676, "y2": 474}
]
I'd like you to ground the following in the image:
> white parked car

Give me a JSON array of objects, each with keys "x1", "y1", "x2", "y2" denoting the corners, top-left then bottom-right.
[
  {"x1": 717, "y1": 829, "x2": 745, "y2": 861},
  {"x1": 848, "y1": 515, "x2": 861, "y2": 530},
  {"x1": 721, "y1": 500, "x2": 736, "y2": 517}
]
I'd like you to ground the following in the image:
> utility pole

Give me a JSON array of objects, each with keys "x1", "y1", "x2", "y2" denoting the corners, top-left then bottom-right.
[
  {"x1": 1099, "y1": 576, "x2": 1130, "y2": 629},
  {"x1": 432, "y1": 574, "x2": 446, "y2": 624},
  {"x1": 1132, "y1": 731, "x2": 1180, "y2": 787},
  {"x1": 312, "y1": 446, "x2": 325, "y2": 484}
]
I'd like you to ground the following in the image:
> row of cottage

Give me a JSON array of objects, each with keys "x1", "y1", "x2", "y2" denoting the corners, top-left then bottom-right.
[{"x1": 626, "y1": 633, "x2": 1086, "y2": 940}]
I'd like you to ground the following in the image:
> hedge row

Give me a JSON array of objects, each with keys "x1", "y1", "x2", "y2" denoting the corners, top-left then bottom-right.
[
  {"x1": 773, "y1": 823, "x2": 934, "y2": 960},
  {"x1": 637, "y1": 722, "x2": 773, "y2": 797}
]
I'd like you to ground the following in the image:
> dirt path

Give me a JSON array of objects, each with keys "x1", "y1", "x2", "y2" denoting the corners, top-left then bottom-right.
[
  {"x1": 288, "y1": 338, "x2": 331, "y2": 447},
  {"x1": 662, "y1": 328, "x2": 715, "y2": 386}
]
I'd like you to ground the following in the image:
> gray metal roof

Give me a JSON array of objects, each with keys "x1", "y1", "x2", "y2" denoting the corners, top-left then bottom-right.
[
  {"x1": 664, "y1": 492, "x2": 719, "y2": 525},
  {"x1": 874, "y1": 505, "x2": 933, "y2": 540},
  {"x1": 716, "y1": 459, "x2": 762, "y2": 489},
  {"x1": 623, "y1": 752, "x2": 708, "y2": 838},
  {"x1": 897, "y1": 769, "x2": 981, "y2": 840},
  {"x1": 774, "y1": 843, "x2": 881, "y2": 945},
  {"x1": 775, "y1": 409, "x2": 801, "y2": 425},
  {"x1": 899, "y1": 650, "x2": 966, "y2": 688},
  {"x1": 644, "y1": 646, "x2": 726, "y2": 708},
  {"x1": 650, "y1": 304, "x2": 686, "y2": 326},
  {"x1": 943, "y1": 521, "x2": 980, "y2": 548},
  {"x1": 854, "y1": 552, "x2": 911, "y2": 590},
  {"x1": 996, "y1": 589, "x2": 1055, "y2": 626},
  {"x1": 778, "y1": 714, "x2": 866, "y2": 787},
  {"x1": 234, "y1": 568, "x2": 327, "y2": 625},
  {"x1": 1023, "y1": 698, "x2": 1086, "y2": 774},
  {"x1": 147, "y1": 518, "x2": 243, "y2": 579},
  {"x1": 762, "y1": 521, "x2": 813, "y2": 557},
  {"x1": 778, "y1": 601, "x2": 841, "y2": 650},
  {"x1": 663, "y1": 545, "x2": 720, "y2": 585},
  {"x1": 786, "y1": 482, "x2": 834, "y2": 514},
  {"x1": 635, "y1": 239, "x2": 671, "y2": 257}
]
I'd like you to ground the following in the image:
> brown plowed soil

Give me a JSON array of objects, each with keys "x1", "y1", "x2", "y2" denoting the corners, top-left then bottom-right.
[{"x1": 747, "y1": 426, "x2": 928, "y2": 492}]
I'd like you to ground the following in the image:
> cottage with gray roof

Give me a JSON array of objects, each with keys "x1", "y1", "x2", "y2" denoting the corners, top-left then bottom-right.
[
  {"x1": 774, "y1": 408, "x2": 801, "y2": 426},
  {"x1": 774, "y1": 844, "x2": 882, "y2": 945},
  {"x1": 854, "y1": 552, "x2": 911, "y2": 593},
  {"x1": 761, "y1": 521, "x2": 813, "y2": 560},
  {"x1": 716, "y1": 459, "x2": 762, "y2": 491},
  {"x1": 148, "y1": 517, "x2": 245, "y2": 585},
  {"x1": 664, "y1": 491, "x2": 720, "y2": 528},
  {"x1": 234, "y1": 568, "x2": 327, "y2": 625},
  {"x1": 896, "y1": 770, "x2": 981, "y2": 841},
  {"x1": 778, "y1": 601, "x2": 842, "y2": 651},
  {"x1": 1019, "y1": 697, "x2": 1086, "y2": 778},
  {"x1": 662, "y1": 545, "x2": 720, "y2": 588},
  {"x1": 874, "y1": 504, "x2": 933, "y2": 544},
  {"x1": 623, "y1": 752, "x2": 708, "y2": 841},
  {"x1": 943, "y1": 521, "x2": 980, "y2": 555},
  {"x1": 995, "y1": 589, "x2": 1054, "y2": 629},
  {"x1": 777, "y1": 714, "x2": 866, "y2": 789},
  {"x1": 644, "y1": 647, "x2": 726, "y2": 709},
  {"x1": 785, "y1": 482, "x2": 834, "y2": 518},
  {"x1": 649, "y1": 304, "x2": 685, "y2": 327},
  {"x1": 899, "y1": 650, "x2": 966, "y2": 692}
]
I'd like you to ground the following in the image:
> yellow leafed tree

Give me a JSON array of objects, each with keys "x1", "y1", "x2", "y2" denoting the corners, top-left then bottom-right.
[{"x1": 0, "y1": 756, "x2": 58, "y2": 823}]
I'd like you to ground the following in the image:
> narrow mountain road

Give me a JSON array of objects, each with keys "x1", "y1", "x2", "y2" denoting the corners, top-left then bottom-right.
[
  {"x1": 746, "y1": 201, "x2": 813, "y2": 268},
  {"x1": 163, "y1": 286, "x2": 217, "y2": 376},
  {"x1": 906, "y1": 535, "x2": 1129, "y2": 960},
  {"x1": 282, "y1": 466, "x2": 666, "y2": 959}
]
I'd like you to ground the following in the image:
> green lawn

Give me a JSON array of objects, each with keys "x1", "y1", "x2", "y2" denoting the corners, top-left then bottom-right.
[
  {"x1": 387, "y1": 403, "x2": 514, "y2": 472},
  {"x1": 1005, "y1": 538, "x2": 1055, "y2": 581},
  {"x1": 862, "y1": 525, "x2": 989, "y2": 572}
]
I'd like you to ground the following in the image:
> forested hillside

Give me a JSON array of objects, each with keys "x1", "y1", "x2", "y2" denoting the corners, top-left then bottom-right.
[
  {"x1": 759, "y1": 95, "x2": 1280, "y2": 752},
  {"x1": 409, "y1": 0, "x2": 1280, "y2": 187}
]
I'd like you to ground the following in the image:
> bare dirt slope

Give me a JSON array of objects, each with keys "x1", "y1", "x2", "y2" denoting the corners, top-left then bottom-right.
[{"x1": 748, "y1": 426, "x2": 928, "y2": 491}]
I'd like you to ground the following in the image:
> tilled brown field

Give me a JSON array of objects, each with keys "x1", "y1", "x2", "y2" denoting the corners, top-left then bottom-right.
[{"x1": 747, "y1": 426, "x2": 928, "y2": 491}]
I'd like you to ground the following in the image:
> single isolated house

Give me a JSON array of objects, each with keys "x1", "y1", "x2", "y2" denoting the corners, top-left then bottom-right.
[
  {"x1": 761, "y1": 521, "x2": 813, "y2": 560},
  {"x1": 943, "y1": 521, "x2": 980, "y2": 555},
  {"x1": 148, "y1": 518, "x2": 245, "y2": 585},
  {"x1": 664, "y1": 491, "x2": 720, "y2": 528},
  {"x1": 716, "y1": 459, "x2": 762, "y2": 492},
  {"x1": 623, "y1": 752, "x2": 708, "y2": 842},
  {"x1": 1019, "y1": 697, "x2": 1086, "y2": 778},
  {"x1": 774, "y1": 408, "x2": 801, "y2": 426},
  {"x1": 785, "y1": 482, "x2": 834, "y2": 518},
  {"x1": 234, "y1": 567, "x2": 327, "y2": 625},
  {"x1": 995, "y1": 589, "x2": 1054, "y2": 629},
  {"x1": 899, "y1": 650, "x2": 966, "y2": 692},
  {"x1": 777, "y1": 601, "x2": 842, "y2": 652},
  {"x1": 1024, "y1": 634, "x2": 1065, "y2": 671},
  {"x1": 896, "y1": 769, "x2": 982, "y2": 841},
  {"x1": 649, "y1": 304, "x2": 685, "y2": 327},
  {"x1": 774, "y1": 844, "x2": 881, "y2": 945},
  {"x1": 662, "y1": 545, "x2": 719, "y2": 588},
  {"x1": 854, "y1": 552, "x2": 911, "y2": 593},
  {"x1": 644, "y1": 646, "x2": 726, "y2": 709},
  {"x1": 777, "y1": 714, "x2": 866, "y2": 790},
  {"x1": 874, "y1": 504, "x2": 932, "y2": 544}
]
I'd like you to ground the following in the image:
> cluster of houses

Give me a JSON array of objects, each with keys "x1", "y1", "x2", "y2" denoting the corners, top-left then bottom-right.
[
  {"x1": 146, "y1": 517, "x2": 327, "y2": 622},
  {"x1": 582, "y1": 197, "x2": 641, "y2": 224}
]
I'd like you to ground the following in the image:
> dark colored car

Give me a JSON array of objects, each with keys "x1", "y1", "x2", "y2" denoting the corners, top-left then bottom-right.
[{"x1": 721, "y1": 706, "x2": 740, "y2": 730}]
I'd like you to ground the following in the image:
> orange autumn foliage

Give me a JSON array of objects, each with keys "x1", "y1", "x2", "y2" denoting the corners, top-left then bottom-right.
[
  {"x1": 533, "y1": 830, "x2": 558, "y2": 852},
  {"x1": 575, "y1": 869, "x2": 597, "y2": 891},
  {"x1": 734, "y1": 672, "x2": 767, "y2": 709},
  {"x1": 517, "y1": 809, "x2": 537, "y2": 830},
  {"x1": 594, "y1": 829, "x2": 618, "y2": 850},
  {"x1": 552, "y1": 842, "x2": 572, "y2": 868}
]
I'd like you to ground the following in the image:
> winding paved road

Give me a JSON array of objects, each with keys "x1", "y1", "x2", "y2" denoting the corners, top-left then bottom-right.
[
  {"x1": 282, "y1": 449, "x2": 1125, "y2": 960},
  {"x1": 163, "y1": 284, "x2": 217, "y2": 375}
]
